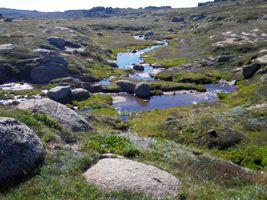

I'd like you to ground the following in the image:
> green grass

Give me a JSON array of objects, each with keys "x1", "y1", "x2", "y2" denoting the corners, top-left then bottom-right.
[
  {"x1": 143, "y1": 56, "x2": 187, "y2": 68},
  {"x1": 155, "y1": 70, "x2": 222, "y2": 84},
  {"x1": 71, "y1": 93, "x2": 113, "y2": 110}
]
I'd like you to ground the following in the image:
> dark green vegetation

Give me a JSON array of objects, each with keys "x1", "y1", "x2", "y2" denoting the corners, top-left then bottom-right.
[{"x1": 0, "y1": 0, "x2": 267, "y2": 199}]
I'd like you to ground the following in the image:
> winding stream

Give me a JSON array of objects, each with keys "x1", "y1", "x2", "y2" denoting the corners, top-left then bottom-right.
[{"x1": 108, "y1": 35, "x2": 236, "y2": 112}]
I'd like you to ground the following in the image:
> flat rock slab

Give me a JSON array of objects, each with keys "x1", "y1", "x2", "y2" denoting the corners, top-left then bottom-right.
[
  {"x1": 18, "y1": 98, "x2": 92, "y2": 132},
  {"x1": 83, "y1": 158, "x2": 180, "y2": 198}
]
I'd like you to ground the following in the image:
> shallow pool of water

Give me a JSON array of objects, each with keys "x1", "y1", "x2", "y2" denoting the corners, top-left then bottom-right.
[{"x1": 113, "y1": 82, "x2": 236, "y2": 112}]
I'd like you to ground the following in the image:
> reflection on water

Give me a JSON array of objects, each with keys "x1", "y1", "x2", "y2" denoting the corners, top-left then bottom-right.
[{"x1": 113, "y1": 82, "x2": 236, "y2": 112}]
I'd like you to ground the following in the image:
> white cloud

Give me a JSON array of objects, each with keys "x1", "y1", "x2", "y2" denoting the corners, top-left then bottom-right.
[{"x1": 0, "y1": 0, "x2": 208, "y2": 12}]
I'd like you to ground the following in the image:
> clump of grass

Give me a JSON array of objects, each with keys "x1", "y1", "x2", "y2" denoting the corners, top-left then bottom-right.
[{"x1": 82, "y1": 134, "x2": 140, "y2": 158}]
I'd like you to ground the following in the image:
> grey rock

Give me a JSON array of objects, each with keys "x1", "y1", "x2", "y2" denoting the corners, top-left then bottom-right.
[
  {"x1": 144, "y1": 31, "x2": 154, "y2": 38},
  {"x1": 134, "y1": 82, "x2": 151, "y2": 98},
  {"x1": 89, "y1": 83, "x2": 105, "y2": 93},
  {"x1": 172, "y1": 16, "x2": 185, "y2": 22},
  {"x1": 47, "y1": 86, "x2": 71, "y2": 103},
  {"x1": 107, "y1": 60, "x2": 118, "y2": 68},
  {"x1": 97, "y1": 32, "x2": 104, "y2": 36},
  {"x1": 83, "y1": 158, "x2": 180, "y2": 199},
  {"x1": 243, "y1": 63, "x2": 261, "y2": 79},
  {"x1": 0, "y1": 44, "x2": 17, "y2": 52},
  {"x1": 42, "y1": 55, "x2": 68, "y2": 66},
  {"x1": 71, "y1": 88, "x2": 90, "y2": 101},
  {"x1": 47, "y1": 37, "x2": 66, "y2": 48},
  {"x1": 0, "y1": 117, "x2": 44, "y2": 188},
  {"x1": 18, "y1": 98, "x2": 92, "y2": 132},
  {"x1": 256, "y1": 55, "x2": 267, "y2": 65},
  {"x1": 116, "y1": 80, "x2": 136, "y2": 94},
  {"x1": 30, "y1": 64, "x2": 69, "y2": 83},
  {"x1": 151, "y1": 63, "x2": 163, "y2": 68},
  {"x1": 217, "y1": 55, "x2": 234, "y2": 62},
  {"x1": 32, "y1": 48, "x2": 51, "y2": 55},
  {"x1": 133, "y1": 64, "x2": 144, "y2": 71},
  {"x1": 190, "y1": 13, "x2": 205, "y2": 21}
]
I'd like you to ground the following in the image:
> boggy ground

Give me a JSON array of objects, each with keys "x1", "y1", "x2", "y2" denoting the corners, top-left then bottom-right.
[{"x1": 0, "y1": 0, "x2": 267, "y2": 199}]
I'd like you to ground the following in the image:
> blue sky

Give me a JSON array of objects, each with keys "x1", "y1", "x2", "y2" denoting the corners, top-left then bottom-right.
[{"x1": 0, "y1": 0, "x2": 208, "y2": 12}]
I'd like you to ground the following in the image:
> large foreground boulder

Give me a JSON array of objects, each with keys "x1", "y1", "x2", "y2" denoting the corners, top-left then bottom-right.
[
  {"x1": 30, "y1": 64, "x2": 69, "y2": 83},
  {"x1": 18, "y1": 98, "x2": 92, "y2": 132},
  {"x1": 83, "y1": 158, "x2": 180, "y2": 198},
  {"x1": 0, "y1": 118, "x2": 45, "y2": 188},
  {"x1": 47, "y1": 86, "x2": 71, "y2": 103},
  {"x1": 116, "y1": 80, "x2": 136, "y2": 94},
  {"x1": 134, "y1": 82, "x2": 151, "y2": 98}
]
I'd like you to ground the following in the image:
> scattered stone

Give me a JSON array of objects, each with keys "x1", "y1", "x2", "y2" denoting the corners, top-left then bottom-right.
[
  {"x1": 33, "y1": 48, "x2": 51, "y2": 55},
  {"x1": 18, "y1": 98, "x2": 92, "y2": 132},
  {"x1": 172, "y1": 16, "x2": 185, "y2": 22},
  {"x1": 30, "y1": 64, "x2": 69, "y2": 83},
  {"x1": 243, "y1": 63, "x2": 261, "y2": 79},
  {"x1": 133, "y1": 64, "x2": 145, "y2": 71},
  {"x1": 0, "y1": 44, "x2": 17, "y2": 52},
  {"x1": 190, "y1": 13, "x2": 205, "y2": 21},
  {"x1": 0, "y1": 117, "x2": 45, "y2": 188},
  {"x1": 151, "y1": 63, "x2": 163, "y2": 68},
  {"x1": 71, "y1": 88, "x2": 90, "y2": 101},
  {"x1": 134, "y1": 82, "x2": 151, "y2": 98},
  {"x1": 150, "y1": 68, "x2": 165, "y2": 77},
  {"x1": 256, "y1": 55, "x2": 267, "y2": 65},
  {"x1": 217, "y1": 55, "x2": 234, "y2": 62},
  {"x1": 107, "y1": 60, "x2": 118, "y2": 68},
  {"x1": 144, "y1": 31, "x2": 154, "y2": 38},
  {"x1": 83, "y1": 158, "x2": 180, "y2": 198},
  {"x1": 116, "y1": 80, "x2": 136, "y2": 94},
  {"x1": 47, "y1": 37, "x2": 66, "y2": 48},
  {"x1": 47, "y1": 86, "x2": 71, "y2": 103},
  {"x1": 207, "y1": 129, "x2": 217, "y2": 138}
]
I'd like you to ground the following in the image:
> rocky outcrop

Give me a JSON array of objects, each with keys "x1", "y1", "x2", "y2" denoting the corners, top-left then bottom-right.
[
  {"x1": 18, "y1": 98, "x2": 92, "y2": 132},
  {"x1": 30, "y1": 64, "x2": 69, "y2": 83},
  {"x1": 83, "y1": 158, "x2": 180, "y2": 199},
  {"x1": 116, "y1": 80, "x2": 136, "y2": 94},
  {"x1": 71, "y1": 88, "x2": 90, "y2": 101},
  {"x1": 243, "y1": 63, "x2": 261, "y2": 79},
  {"x1": 0, "y1": 118, "x2": 45, "y2": 188},
  {"x1": 134, "y1": 82, "x2": 151, "y2": 98},
  {"x1": 47, "y1": 86, "x2": 71, "y2": 103},
  {"x1": 47, "y1": 37, "x2": 66, "y2": 48}
]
